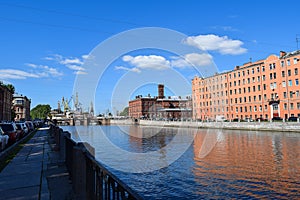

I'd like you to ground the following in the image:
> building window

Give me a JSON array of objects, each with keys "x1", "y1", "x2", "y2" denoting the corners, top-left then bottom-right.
[
  {"x1": 262, "y1": 66, "x2": 265, "y2": 71},
  {"x1": 249, "y1": 106, "x2": 252, "y2": 111},
  {"x1": 287, "y1": 59, "x2": 290, "y2": 66},
  {"x1": 265, "y1": 105, "x2": 268, "y2": 111},
  {"x1": 253, "y1": 86, "x2": 256, "y2": 92},
  {"x1": 258, "y1": 85, "x2": 261, "y2": 91},
  {"x1": 263, "y1": 84, "x2": 266, "y2": 90},
  {"x1": 244, "y1": 97, "x2": 247, "y2": 102},
  {"x1": 273, "y1": 72, "x2": 276, "y2": 79},
  {"x1": 295, "y1": 68, "x2": 298, "y2": 75},
  {"x1": 290, "y1": 103, "x2": 294, "y2": 109},
  {"x1": 252, "y1": 68, "x2": 255, "y2": 74},
  {"x1": 296, "y1": 79, "x2": 299, "y2": 86},
  {"x1": 259, "y1": 95, "x2": 262, "y2": 101},
  {"x1": 236, "y1": 107, "x2": 238, "y2": 113},
  {"x1": 254, "y1": 106, "x2": 257, "y2": 112},
  {"x1": 283, "y1": 92, "x2": 287, "y2": 98},
  {"x1": 249, "y1": 96, "x2": 251, "y2": 102},
  {"x1": 264, "y1": 94, "x2": 267, "y2": 100},
  {"x1": 248, "y1": 87, "x2": 251, "y2": 92},
  {"x1": 288, "y1": 80, "x2": 293, "y2": 86},
  {"x1": 290, "y1": 91, "x2": 294, "y2": 98},
  {"x1": 284, "y1": 103, "x2": 287, "y2": 110},
  {"x1": 288, "y1": 69, "x2": 291, "y2": 76},
  {"x1": 245, "y1": 106, "x2": 247, "y2": 112},
  {"x1": 270, "y1": 73, "x2": 273, "y2": 80},
  {"x1": 242, "y1": 71, "x2": 245, "y2": 76},
  {"x1": 254, "y1": 96, "x2": 257, "y2": 101},
  {"x1": 282, "y1": 81, "x2": 286, "y2": 87},
  {"x1": 257, "y1": 67, "x2": 260, "y2": 72},
  {"x1": 252, "y1": 77, "x2": 255, "y2": 83},
  {"x1": 297, "y1": 102, "x2": 300, "y2": 109},
  {"x1": 262, "y1": 75, "x2": 266, "y2": 81},
  {"x1": 296, "y1": 90, "x2": 299, "y2": 97},
  {"x1": 294, "y1": 58, "x2": 298, "y2": 64},
  {"x1": 269, "y1": 64, "x2": 273, "y2": 70},
  {"x1": 281, "y1": 61, "x2": 284, "y2": 67},
  {"x1": 257, "y1": 76, "x2": 260, "y2": 82},
  {"x1": 273, "y1": 82, "x2": 277, "y2": 89},
  {"x1": 248, "y1": 78, "x2": 250, "y2": 84}
]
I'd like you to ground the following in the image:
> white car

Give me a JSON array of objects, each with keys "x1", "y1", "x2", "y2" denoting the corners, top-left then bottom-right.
[
  {"x1": 0, "y1": 127, "x2": 9, "y2": 151},
  {"x1": 16, "y1": 122, "x2": 29, "y2": 134}
]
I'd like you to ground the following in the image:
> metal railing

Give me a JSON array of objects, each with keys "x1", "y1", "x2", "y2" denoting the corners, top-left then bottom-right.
[{"x1": 63, "y1": 131, "x2": 142, "y2": 200}]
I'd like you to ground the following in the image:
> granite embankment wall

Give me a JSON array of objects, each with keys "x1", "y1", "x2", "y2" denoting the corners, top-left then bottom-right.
[{"x1": 111, "y1": 119, "x2": 300, "y2": 133}]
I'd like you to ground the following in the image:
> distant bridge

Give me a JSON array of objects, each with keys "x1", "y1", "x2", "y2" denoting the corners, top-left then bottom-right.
[{"x1": 54, "y1": 117, "x2": 110, "y2": 126}]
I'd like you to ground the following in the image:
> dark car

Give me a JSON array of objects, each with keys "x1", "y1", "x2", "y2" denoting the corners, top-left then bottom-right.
[
  {"x1": 256, "y1": 117, "x2": 268, "y2": 122},
  {"x1": 0, "y1": 123, "x2": 20, "y2": 144},
  {"x1": 288, "y1": 116, "x2": 299, "y2": 122},
  {"x1": 272, "y1": 117, "x2": 283, "y2": 121}
]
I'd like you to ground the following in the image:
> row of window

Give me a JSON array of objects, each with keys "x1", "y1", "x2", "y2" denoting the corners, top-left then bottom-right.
[
  {"x1": 196, "y1": 65, "x2": 298, "y2": 87},
  {"x1": 196, "y1": 102, "x2": 300, "y2": 114}
]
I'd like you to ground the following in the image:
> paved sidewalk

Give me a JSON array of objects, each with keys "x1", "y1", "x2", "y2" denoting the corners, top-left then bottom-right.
[{"x1": 0, "y1": 126, "x2": 74, "y2": 200}]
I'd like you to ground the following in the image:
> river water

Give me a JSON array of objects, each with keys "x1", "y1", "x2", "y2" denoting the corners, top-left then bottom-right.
[{"x1": 63, "y1": 125, "x2": 300, "y2": 199}]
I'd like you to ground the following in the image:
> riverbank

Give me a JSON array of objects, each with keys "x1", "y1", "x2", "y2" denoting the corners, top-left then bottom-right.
[{"x1": 111, "y1": 119, "x2": 300, "y2": 132}]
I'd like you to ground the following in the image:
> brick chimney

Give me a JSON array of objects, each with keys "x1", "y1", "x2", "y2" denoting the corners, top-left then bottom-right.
[
  {"x1": 158, "y1": 84, "x2": 164, "y2": 99},
  {"x1": 280, "y1": 51, "x2": 287, "y2": 57}
]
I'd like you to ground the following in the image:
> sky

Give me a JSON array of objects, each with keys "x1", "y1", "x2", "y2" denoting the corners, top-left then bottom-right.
[{"x1": 0, "y1": 0, "x2": 299, "y2": 115}]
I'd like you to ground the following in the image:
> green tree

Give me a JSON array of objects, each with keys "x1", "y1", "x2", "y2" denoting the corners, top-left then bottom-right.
[
  {"x1": 6, "y1": 84, "x2": 15, "y2": 94},
  {"x1": 30, "y1": 104, "x2": 51, "y2": 119},
  {"x1": 119, "y1": 107, "x2": 129, "y2": 116}
]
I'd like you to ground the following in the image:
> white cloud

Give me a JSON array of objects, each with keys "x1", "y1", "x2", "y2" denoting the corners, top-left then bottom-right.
[
  {"x1": 122, "y1": 55, "x2": 170, "y2": 71},
  {"x1": 115, "y1": 66, "x2": 141, "y2": 73},
  {"x1": 60, "y1": 58, "x2": 83, "y2": 65},
  {"x1": 66, "y1": 65, "x2": 85, "y2": 71},
  {"x1": 184, "y1": 34, "x2": 247, "y2": 55},
  {"x1": 0, "y1": 69, "x2": 41, "y2": 79},
  {"x1": 44, "y1": 54, "x2": 87, "y2": 74},
  {"x1": 171, "y1": 53, "x2": 213, "y2": 68}
]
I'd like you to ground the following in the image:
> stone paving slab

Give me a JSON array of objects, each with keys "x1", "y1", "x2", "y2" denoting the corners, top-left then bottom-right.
[
  {"x1": 0, "y1": 126, "x2": 75, "y2": 199},
  {"x1": 0, "y1": 186, "x2": 40, "y2": 200}
]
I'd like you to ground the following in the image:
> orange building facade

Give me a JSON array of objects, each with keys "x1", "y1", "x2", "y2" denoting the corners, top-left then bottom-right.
[{"x1": 192, "y1": 50, "x2": 300, "y2": 121}]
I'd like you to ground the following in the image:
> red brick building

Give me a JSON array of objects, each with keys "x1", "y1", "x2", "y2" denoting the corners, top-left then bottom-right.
[
  {"x1": 192, "y1": 50, "x2": 300, "y2": 121},
  {"x1": 129, "y1": 84, "x2": 192, "y2": 119},
  {"x1": 0, "y1": 84, "x2": 13, "y2": 121}
]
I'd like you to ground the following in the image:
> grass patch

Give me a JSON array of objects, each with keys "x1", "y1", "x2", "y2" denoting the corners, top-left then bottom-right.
[{"x1": 0, "y1": 130, "x2": 37, "y2": 172}]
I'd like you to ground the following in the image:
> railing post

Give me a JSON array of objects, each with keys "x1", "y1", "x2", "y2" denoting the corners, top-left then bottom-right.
[{"x1": 72, "y1": 142, "x2": 87, "y2": 199}]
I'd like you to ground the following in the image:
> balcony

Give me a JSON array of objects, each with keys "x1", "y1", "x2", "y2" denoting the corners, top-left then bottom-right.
[{"x1": 268, "y1": 98, "x2": 280, "y2": 105}]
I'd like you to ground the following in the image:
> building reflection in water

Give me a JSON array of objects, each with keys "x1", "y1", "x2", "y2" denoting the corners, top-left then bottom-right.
[{"x1": 193, "y1": 129, "x2": 300, "y2": 198}]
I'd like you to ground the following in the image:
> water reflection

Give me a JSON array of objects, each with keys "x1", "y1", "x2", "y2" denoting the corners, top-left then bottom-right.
[{"x1": 63, "y1": 125, "x2": 300, "y2": 199}]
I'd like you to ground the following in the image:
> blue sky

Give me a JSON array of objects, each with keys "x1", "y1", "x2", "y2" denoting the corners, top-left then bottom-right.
[{"x1": 0, "y1": 0, "x2": 299, "y2": 115}]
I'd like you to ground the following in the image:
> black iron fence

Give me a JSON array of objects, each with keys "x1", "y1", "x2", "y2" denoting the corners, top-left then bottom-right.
[{"x1": 50, "y1": 124, "x2": 142, "y2": 200}]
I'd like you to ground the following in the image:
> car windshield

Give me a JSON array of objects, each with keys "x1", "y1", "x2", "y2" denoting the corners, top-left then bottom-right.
[{"x1": 0, "y1": 124, "x2": 14, "y2": 132}]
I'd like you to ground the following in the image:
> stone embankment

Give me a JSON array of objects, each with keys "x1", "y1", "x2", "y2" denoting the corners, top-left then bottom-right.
[{"x1": 111, "y1": 119, "x2": 300, "y2": 133}]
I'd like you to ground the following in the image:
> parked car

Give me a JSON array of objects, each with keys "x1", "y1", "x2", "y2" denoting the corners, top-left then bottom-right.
[
  {"x1": 15, "y1": 122, "x2": 29, "y2": 134},
  {"x1": 245, "y1": 118, "x2": 254, "y2": 122},
  {"x1": 255, "y1": 117, "x2": 268, "y2": 122},
  {"x1": 288, "y1": 116, "x2": 299, "y2": 122},
  {"x1": 0, "y1": 123, "x2": 20, "y2": 144},
  {"x1": 0, "y1": 127, "x2": 9, "y2": 151},
  {"x1": 272, "y1": 117, "x2": 283, "y2": 121},
  {"x1": 25, "y1": 121, "x2": 34, "y2": 132},
  {"x1": 15, "y1": 123, "x2": 26, "y2": 138}
]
